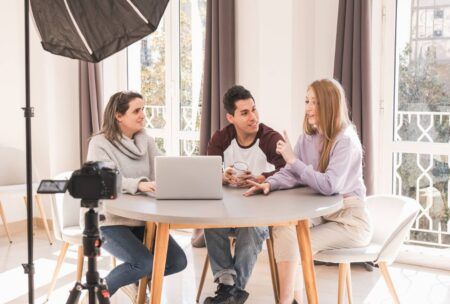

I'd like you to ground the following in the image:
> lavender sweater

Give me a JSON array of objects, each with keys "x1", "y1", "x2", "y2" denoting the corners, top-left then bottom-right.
[{"x1": 266, "y1": 126, "x2": 366, "y2": 200}]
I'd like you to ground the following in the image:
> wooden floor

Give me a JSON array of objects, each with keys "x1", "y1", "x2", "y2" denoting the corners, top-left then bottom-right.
[{"x1": 1, "y1": 228, "x2": 450, "y2": 304}]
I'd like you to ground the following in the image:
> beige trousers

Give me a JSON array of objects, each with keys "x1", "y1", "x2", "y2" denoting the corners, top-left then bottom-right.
[{"x1": 272, "y1": 196, "x2": 373, "y2": 262}]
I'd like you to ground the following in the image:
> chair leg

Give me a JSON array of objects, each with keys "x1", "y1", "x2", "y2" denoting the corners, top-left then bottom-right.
[
  {"x1": 378, "y1": 262, "x2": 400, "y2": 304},
  {"x1": 266, "y1": 237, "x2": 280, "y2": 303},
  {"x1": 196, "y1": 255, "x2": 210, "y2": 303},
  {"x1": 0, "y1": 201, "x2": 12, "y2": 243},
  {"x1": 338, "y1": 263, "x2": 348, "y2": 304},
  {"x1": 34, "y1": 194, "x2": 53, "y2": 245},
  {"x1": 76, "y1": 245, "x2": 84, "y2": 282},
  {"x1": 345, "y1": 263, "x2": 352, "y2": 304},
  {"x1": 46, "y1": 242, "x2": 70, "y2": 301}
]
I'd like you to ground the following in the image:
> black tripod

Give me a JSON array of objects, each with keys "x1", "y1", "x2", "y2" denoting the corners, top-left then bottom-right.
[{"x1": 66, "y1": 200, "x2": 110, "y2": 304}]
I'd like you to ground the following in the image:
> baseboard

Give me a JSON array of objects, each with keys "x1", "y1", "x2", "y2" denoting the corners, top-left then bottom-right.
[{"x1": 396, "y1": 244, "x2": 450, "y2": 271}]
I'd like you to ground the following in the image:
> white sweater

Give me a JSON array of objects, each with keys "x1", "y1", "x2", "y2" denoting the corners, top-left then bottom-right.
[{"x1": 85, "y1": 130, "x2": 161, "y2": 227}]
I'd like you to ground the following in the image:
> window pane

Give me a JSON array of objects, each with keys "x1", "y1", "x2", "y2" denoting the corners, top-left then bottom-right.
[
  {"x1": 394, "y1": 0, "x2": 450, "y2": 249},
  {"x1": 396, "y1": 0, "x2": 450, "y2": 144},
  {"x1": 141, "y1": 19, "x2": 167, "y2": 152},
  {"x1": 394, "y1": 152, "x2": 450, "y2": 247},
  {"x1": 179, "y1": 0, "x2": 207, "y2": 137},
  {"x1": 179, "y1": 139, "x2": 200, "y2": 156}
]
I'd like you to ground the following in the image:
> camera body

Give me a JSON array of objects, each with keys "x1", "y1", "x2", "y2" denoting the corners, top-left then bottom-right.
[
  {"x1": 37, "y1": 161, "x2": 119, "y2": 202},
  {"x1": 68, "y1": 161, "x2": 118, "y2": 200}
]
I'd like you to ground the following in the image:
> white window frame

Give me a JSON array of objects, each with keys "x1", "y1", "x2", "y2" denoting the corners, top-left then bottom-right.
[
  {"x1": 380, "y1": 0, "x2": 450, "y2": 196},
  {"x1": 380, "y1": 0, "x2": 450, "y2": 256},
  {"x1": 128, "y1": 0, "x2": 193, "y2": 156}
]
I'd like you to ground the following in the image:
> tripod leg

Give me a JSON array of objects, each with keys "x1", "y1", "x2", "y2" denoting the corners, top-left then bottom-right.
[
  {"x1": 66, "y1": 282, "x2": 83, "y2": 304},
  {"x1": 96, "y1": 282, "x2": 111, "y2": 304}
]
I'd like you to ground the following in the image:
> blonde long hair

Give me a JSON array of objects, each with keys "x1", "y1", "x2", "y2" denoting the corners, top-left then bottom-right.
[{"x1": 303, "y1": 79, "x2": 352, "y2": 172}]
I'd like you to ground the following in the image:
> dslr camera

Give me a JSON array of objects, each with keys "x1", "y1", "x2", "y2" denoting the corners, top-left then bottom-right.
[{"x1": 38, "y1": 161, "x2": 119, "y2": 201}]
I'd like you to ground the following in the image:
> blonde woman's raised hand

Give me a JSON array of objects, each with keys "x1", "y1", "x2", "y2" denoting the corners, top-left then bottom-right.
[
  {"x1": 276, "y1": 130, "x2": 296, "y2": 164},
  {"x1": 243, "y1": 180, "x2": 271, "y2": 196}
]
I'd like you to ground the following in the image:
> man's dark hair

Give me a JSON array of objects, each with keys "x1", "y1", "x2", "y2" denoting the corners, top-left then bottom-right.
[{"x1": 223, "y1": 85, "x2": 255, "y2": 115}]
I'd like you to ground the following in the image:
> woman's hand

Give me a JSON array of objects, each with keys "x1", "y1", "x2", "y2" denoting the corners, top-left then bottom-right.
[
  {"x1": 138, "y1": 181, "x2": 156, "y2": 193},
  {"x1": 276, "y1": 130, "x2": 296, "y2": 165},
  {"x1": 243, "y1": 180, "x2": 271, "y2": 196}
]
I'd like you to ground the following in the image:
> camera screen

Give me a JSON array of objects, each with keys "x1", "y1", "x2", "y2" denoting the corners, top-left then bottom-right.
[{"x1": 37, "y1": 180, "x2": 70, "y2": 194}]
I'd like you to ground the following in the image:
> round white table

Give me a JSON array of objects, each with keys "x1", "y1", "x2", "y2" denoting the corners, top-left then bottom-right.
[{"x1": 105, "y1": 186, "x2": 343, "y2": 304}]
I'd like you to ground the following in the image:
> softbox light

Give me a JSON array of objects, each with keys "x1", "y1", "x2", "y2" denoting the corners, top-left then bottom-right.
[{"x1": 30, "y1": 0, "x2": 169, "y2": 62}]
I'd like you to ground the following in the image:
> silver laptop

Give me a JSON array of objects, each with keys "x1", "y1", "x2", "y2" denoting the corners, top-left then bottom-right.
[{"x1": 155, "y1": 156, "x2": 223, "y2": 200}]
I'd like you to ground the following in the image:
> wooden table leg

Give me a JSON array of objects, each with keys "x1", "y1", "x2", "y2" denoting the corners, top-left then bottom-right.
[
  {"x1": 137, "y1": 222, "x2": 157, "y2": 304},
  {"x1": 296, "y1": 219, "x2": 318, "y2": 304},
  {"x1": 150, "y1": 223, "x2": 170, "y2": 304}
]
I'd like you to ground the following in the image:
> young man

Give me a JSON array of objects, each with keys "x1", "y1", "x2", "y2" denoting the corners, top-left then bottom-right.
[{"x1": 204, "y1": 85, "x2": 286, "y2": 304}]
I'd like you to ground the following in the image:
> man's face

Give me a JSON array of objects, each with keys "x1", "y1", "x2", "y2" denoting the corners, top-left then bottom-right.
[{"x1": 226, "y1": 98, "x2": 259, "y2": 136}]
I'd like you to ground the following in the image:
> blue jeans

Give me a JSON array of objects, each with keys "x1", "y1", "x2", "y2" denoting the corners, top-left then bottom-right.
[
  {"x1": 100, "y1": 225, "x2": 187, "y2": 295},
  {"x1": 204, "y1": 227, "x2": 268, "y2": 289}
]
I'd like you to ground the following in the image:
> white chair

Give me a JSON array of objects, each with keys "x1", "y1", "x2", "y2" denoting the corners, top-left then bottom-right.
[
  {"x1": 314, "y1": 195, "x2": 420, "y2": 304},
  {"x1": 0, "y1": 145, "x2": 53, "y2": 244},
  {"x1": 46, "y1": 171, "x2": 84, "y2": 301}
]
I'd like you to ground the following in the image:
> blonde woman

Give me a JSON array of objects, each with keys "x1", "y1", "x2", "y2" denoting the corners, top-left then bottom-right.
[{"x1": 244, "y1": 79, "x2": 372, "y2": 304}]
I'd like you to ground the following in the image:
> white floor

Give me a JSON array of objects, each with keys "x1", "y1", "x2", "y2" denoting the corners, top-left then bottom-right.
[{"x1": 1, "y1": 228, "x2": 450, "y2": 304}]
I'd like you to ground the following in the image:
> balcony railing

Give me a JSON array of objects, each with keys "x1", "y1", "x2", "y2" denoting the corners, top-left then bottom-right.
[
  {"x1": 144, "y1": 105, "x2": 201, "y2": 156},
  {"x1": 394, "y1": 110, "x2": 450, "y2": 248}
]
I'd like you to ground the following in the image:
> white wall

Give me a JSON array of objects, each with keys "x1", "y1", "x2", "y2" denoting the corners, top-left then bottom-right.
[
  {"x1": 236, "y1": 0, "x2": 339, "y2": 140},
  {"x1": 0, "y1": 1, "x2": 80, "y2": 223}
]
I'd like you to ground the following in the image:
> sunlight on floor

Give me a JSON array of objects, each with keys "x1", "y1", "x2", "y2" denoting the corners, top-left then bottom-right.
[{"x1": 1, "y1": 229, "x2": 450, "y2": 303}]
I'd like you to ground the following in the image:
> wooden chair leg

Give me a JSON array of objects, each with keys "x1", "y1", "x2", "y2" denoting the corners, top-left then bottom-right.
[
  {"x1": 35, "y1": 194, "x2": 53, "y2": 245},
  {"x1": 378, "y1": 262, "x2": 400, "y2": 304},
  {"x1": 76, "y1": 245, "x2": 84, "y2": 282},
  {"x1": 111, "y1": 256, "x2": 117, "y2": 268},
  {"x1": 338, "y1": 263, "x2": 348, "y2": 304},
  {"x1": 46, "y1": 242, "x2": 70, "y2": 301},
  {"x1": 345, "y1": 263, "x2": 352, "y2": 304},
  {"x1": 266, "y1": 237, "x2": 280, "y2": 303},
  {"x1": 0, "y1": 201, "x2": 12, "y2": 243},
  {"x1": 196, "y1": 255, "x2": 210, "y2": 303}
]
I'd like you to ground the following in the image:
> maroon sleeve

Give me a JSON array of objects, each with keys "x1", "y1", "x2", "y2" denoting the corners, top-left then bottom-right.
[
  {"x1": 206, "y1": 125, "x2": 235, "y2": 158},
  {"x1": 206, "y1": 130, "x2": 224, "y2": 157},
  {"x1": 258, "y1": 125, "x2": 286, "y2": 178}
]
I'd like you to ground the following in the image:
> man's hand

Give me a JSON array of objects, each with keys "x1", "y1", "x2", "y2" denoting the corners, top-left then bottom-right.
[
  {"x1": 243, "y1": 180, "x2": 271, "y2": 196},
  {"x1": 138, "y1": 181, "x2": 156, "y2": 193},
  {"x1": 223, "y1": 166, "x2": 256, "y2": 188},
  {"x1": 223, "y1": 166, "x2": 236, "y2": 185},
  {"x1": 276, "y1": 130, "x2": 296, "y2": 164}
]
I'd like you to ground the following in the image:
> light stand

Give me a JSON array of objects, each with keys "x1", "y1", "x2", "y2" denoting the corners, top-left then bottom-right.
[{"x1": 21, "y1": 1, "x2": 35, "y2": 303}]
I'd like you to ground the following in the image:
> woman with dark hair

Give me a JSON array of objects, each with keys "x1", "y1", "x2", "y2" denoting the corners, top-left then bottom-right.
[
  {"x1": 87, "y1": 91, "x2": 187, "y2": 300},
  {"x1": 244, "y1": 79, "x2": 372, "y2": 304}
]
